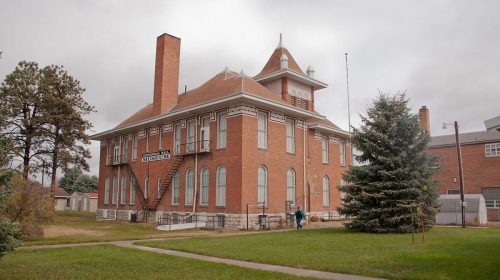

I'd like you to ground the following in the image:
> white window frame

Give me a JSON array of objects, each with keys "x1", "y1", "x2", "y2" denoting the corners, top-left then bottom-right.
[
  {"x1": 104, "y1": 177, "x2": 110, "y2": 205},
  {"x1": 485, "y1": 143, "x2": 500, "y2": 157},
  {"x1": 258, "y1": 112, "x2": 268, "y2": 149},
  {"x1": 340, "y1": 178, "x2": 347, "y2": 204},
  {"x1": 340, "y1": 142, "x2": 346, "y2": 166},
  {"x1": 322, "y1": 136, "x2": 329, "y2": 164},
  {"x1": 158, "y1": 126, "x2": 163, "y2": 150},
  {"x1": 132, "y1": 134, "x2": 138, "y2": 161},
  {"x1": 122, "y1": 136, "x2": 128, "y2": 163},
  {"x1": 200, "y1": 168, "x2": 209, "y2": 206},
  {"x1": 185, "y1": 169, "x2": 194, "y2": 205},
  {"x1": 130, "y1": 179, "x2": 136, "y2": 205},
  {"x1": 145, "y1": 129, "x2": 150, "y2": 153},
  {"x1": 287, "y1": 168, "x2": 296, "y2": 205},
  {"x1": 144, "y1": 178, "x2": 149, "y2": 199},
  {"x1": 172, "y1": 171, "x2": 179, "y2": 205},
  {"x1": 323, "y1": 176, "x2": 330, "y2": 207},
  {"x1": 113, "y1": 144, "x2": 120, "y2": 164},
  {"x1": 174, "y1": 123, "x2": 181, "y2": 155},
  {"x1": 286, "y1": 119, "x2": 295, "y2": 154},
  {"x1": 187, "y1": 119, "x2": 195, "y2": 153},
  {"x1": 157, "y1": 177, "x2": 162, "y2": 199},
  {"x1": 112, "y1": 176, "x2": 118, "y2": 205},
  {"x1": 217, "y1": 112, "x2": 227, "y2": 149},
  {"x1": 216, "y1": 165, "x2": 226, "y2": 207},
  {"x1": 258, "y1": 165, "x2": 268, "y2": 205},
  {"x1": 120, "y1": 176, "x2": 127, "y2": 205},
  {"x1": 106, "y1": 143, "x2": 111, "y2": 165}
]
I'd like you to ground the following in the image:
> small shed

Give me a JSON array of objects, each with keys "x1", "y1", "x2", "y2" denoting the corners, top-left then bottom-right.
[
  {"x1": 436, "y1": 194, "x2": 487, "y2": 225},
  {"x1": 54, "y1": 187, "x2": 70, "y2": 211},
  {"x1": 69, "y1": 192, "x2": 98, "y2": 212}
]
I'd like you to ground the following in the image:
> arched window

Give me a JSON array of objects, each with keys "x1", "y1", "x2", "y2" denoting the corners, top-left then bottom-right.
[
  {"x1": 130, "y1": 179, "x2": 136, "y2": 205},
  {"x1": 104, "y1": 177, "x2": 110, "y2": 205},
  {"x1": 216, "y1": 166, "x2": 226, "y2": 207},
  {"x1": 172, "y1": 171, "x2": 179, "y2": 205},
  {"x1": 121, "y1": 175, "x2": 127, "y2": 205},
  {"x1": 112, "y1": 176, "x2": 118, "y2": 204},
  {"x1": 144, "y1": 178, "x2": 149, "y2": 199},
  {"x1": 185, "y1": 169, "x2": 194, "y2": 205},
  {"x1": 287, "y1": 168, "x2": 296, "y2": 205},
  {"x1": 323, "y1": 176, "x2": 330, "y2": 207},
  {"x1": 157, "y1": 177, "x2": 162, "y2": 198},
  {"x1": 258, "y1": 165, "x2": 268, "y2": 205},
  {"x1": 200, "y1": 168, "x2": 209, "y2": 206}
]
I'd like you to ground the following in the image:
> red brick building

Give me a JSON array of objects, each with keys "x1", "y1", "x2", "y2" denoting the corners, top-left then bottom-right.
[
  {"x1": 91, "y1": 33, "x2": 351, "y2": 228},
  {"x1": 427, "y1": 113, "x2": 500, "y2": 221}
]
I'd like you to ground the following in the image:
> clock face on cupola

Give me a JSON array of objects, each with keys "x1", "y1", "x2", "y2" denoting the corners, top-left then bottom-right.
[{"x1": 252, "y1": 34, "x2": 327, "y2": 112}]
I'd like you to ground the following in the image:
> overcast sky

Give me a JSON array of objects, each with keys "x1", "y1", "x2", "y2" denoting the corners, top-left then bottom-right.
[{"x1": 1, "y1": 0, "x2": 499, "y2": 176}]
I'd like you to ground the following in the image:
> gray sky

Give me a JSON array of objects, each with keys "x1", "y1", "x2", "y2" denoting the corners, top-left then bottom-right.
[{"x1": 1, "y1": 0, "x2": 499, "y2": 176}]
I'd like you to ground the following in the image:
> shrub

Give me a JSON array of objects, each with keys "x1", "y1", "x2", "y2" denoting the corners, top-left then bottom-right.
[
  {"x1": 310, "y1": 215, "x2": 320, "y2": 222},
  {"x1": 0, "y1": 217, "x2": 20, "y2": 258}
]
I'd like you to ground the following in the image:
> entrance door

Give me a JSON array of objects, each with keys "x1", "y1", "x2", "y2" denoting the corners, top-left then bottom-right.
[{"x1": 200, "y1": 117, "x2": 210, "y2": 151}]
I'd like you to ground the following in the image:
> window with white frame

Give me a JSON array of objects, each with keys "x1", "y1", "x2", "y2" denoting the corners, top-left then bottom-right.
[
  {"x1": 121, "y1": 176, "x2": 127, "y2": 205},
  {"x1": 323, "y1": 176, "x2": 330, "y2": 207},
  {"x1": 112, "y1": 176, "x2": 118, "y2": 204},
  {"x1": 258, "y1": 112, "x2": 267, "y2": 149},
  {"x1": 144, "y1": 178, "x2": 149, "y2": 199},
  {"x1": 217, "y1": 112, "x2": 227, "y2": 149},
  {"x1": 113, "y1": 144, "x2": 120, "y2": 164},
  {"x1": 322, "y1": 137, "x2": 329, "y2": 164},
  {"x1": 340, "y1": 142, "x2": 346, "y2": 166},
  {"x1": 287, "y1": 168, "x2": 296, "y2": 205},
  {"x1": 130, "y1": 179, "x2": 136, "y2": 205},
  {"x1": 187, "y1": 120, "x2": 195, "y2": 153},
  {"x1": 286, "y1": 119, "x2": 295, "y2": 154},
  {"x1": 145, "y1": 129, "x2": 150, "y2": 152},
  {"x1": 485, "y1": 143, "x2": 500, "y2": 157},
  {"x1": 340, "y1": 178, "x2": 347, "y2": 204},
  {"x1": 122, "y1": 136, "x2": 128, "y2": 162},
  {"x1": 158, "y1": 126, "x2": 163, "y2": 150},
  {"x1": 174, "y1": 123, "x2": 181, "y2": 154},
  {"x1": 106, "y1": 143, "x2": 111, "y2": 165},
  {"x1": 258, "y1": 165, "x2": 268, "y2": 205},
  {"x1": 200, "y1": 168, "x2": 209, "y2": 206},
  {"x1": 157, "y1": 177, "x2": 162, "y2": 198},
  {"x1": 132, "y1": 134, "x2": 138, "y2": 161},
  {"x1": 216, "y1": 165, "x2": 226, "y2": 207},
  {"x1": 104, "y1": 177, "x2": 110, "y2": 204},
  {"x1": 172, "y1": 171, "x2": 179, "y2": 205},
  {"x1": 185, "y1": 169, "x2": 194, "y2": 205}
]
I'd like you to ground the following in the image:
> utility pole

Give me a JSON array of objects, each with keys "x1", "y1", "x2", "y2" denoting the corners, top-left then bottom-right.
[
  {"x1": 345, "y1": 53, "x2": 353, "y2": 164},
  {"x1": 454, "y1": 121, "x2": 466, "y2": 228}
]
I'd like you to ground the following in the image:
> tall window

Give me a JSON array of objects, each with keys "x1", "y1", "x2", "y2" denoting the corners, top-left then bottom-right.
[
  {"x1": 217, "y1": 112, "x2": 227, "y2": 148},
  {"x1": 158, "y1": 126, "x2": 163, "y2": 150},
  {"x1": 112, "y1": 176, "x2": 118, "y2": 204},
  {"x1": 113, "y1": 144, "x2": 120, "y2": 163},
  {"x1": 340, "y1": 178, "x2": 346, "y2": 204},
  {"x1": 172, "y1": 171, "x2": 179, "y2": 205},
  {"x1": 200, "y1": 168, "x2": 209, "y2": 206},
  {"x1": 322, "y1": 137, "x2": 329, "y2": 164},
  {"x1": 340, "y1": 142, "x2": 346, "y2": 166},
  {"x1": 130, "y1": 179, "x2": 136, "y2": 205},
  {"x1": 216, "y1": 165, "x2": 226, "y2": 207},
  {"x1": 258, "y1": 165, "x2": 268, "y2": 205},
  {"x1": 104, "y1": 177, "x2": 110, "y2": 204},
  {"x1": 132, "y1": 134, "x2": 138, "y2": 161},
  {"x1": 258, "y1": 112, "x2": 267, "y2": 149},
  {"x1": 286, "y1": 119, "x2": 295, "y2": 153},
  {"x1": 157, "y1": 177, "x2": 162, "y2": 198},
  {"x1": 120, "y1": 176, "x2": 127, "y2": 205},
  {"x1": 323, "y1": 176, "x2": 330, "y2": 207},
  {"x1": 144, "y1": 178, "x2": 149, "y2": 199},
  {"x1": 185, "y1": 169, "x2": 194, "y2": 205},
  {"x1": 187, "y1": 120, "x2": 195, "y2": 152},
  {"x1": 174, "y1": 123, "x2": 181, "y2": 154},
  {"x1": 122, "y1": 137, "x2": 128, "y2": 162},
  {"x1": 106, "y1": 143, "x2": 111, "y2": 165},
  {"x1": 145, "y1": 129, "x2": 150, "y2": 152},
  {"x1": 287, "y1": 169, "x2": 296, "y2": 205}
]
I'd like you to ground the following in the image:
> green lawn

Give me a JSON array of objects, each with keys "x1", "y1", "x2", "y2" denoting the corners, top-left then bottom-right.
[
  {"x1": 138, "y1": 227, "x2": 500, "y2": 280},
  {"x1": 1, "y1": 245, "x2": 311, "y2": 280},
  {"x1": 24, "y1": 211, "x2": 214, "y2": 246}
]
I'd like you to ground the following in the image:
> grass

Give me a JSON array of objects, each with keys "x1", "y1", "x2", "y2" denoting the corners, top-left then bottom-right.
[
  {"x1": 138, "y1": 227, "x2": 500, "y2": 280},
  {"x1": 24, "y1": 211, "x2": 214, "y2": 246},
  {"x1": 0, "y1": 245, "x2": 311, "y2": 280}
]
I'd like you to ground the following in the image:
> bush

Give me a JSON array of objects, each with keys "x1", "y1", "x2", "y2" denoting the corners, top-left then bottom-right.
[
  {"x1": 0, "y1": 217, "x2": 20, "y2": 258},
  {"x1": 310, "y1": 215, "x2": 320, "y2": 222}
]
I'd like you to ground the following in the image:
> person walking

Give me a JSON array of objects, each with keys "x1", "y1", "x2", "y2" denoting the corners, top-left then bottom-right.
[{"x1": 294, "y1": 206, "x2": 305, "y2": 230}]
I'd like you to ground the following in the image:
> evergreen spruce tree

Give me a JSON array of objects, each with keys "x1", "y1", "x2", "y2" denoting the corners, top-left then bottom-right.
[{"x1": 338, "y1": 93, "x2": 438, "y2": 233}]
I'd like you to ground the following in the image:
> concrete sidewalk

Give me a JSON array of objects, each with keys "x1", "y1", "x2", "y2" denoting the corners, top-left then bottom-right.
[{"x1": 20, "y1": 238, "x2": 385, "y2": 280}]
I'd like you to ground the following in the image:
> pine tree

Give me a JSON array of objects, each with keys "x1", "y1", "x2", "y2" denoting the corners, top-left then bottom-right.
[{"x1": 338, "y1": 93, "x2": 438, "y2": 233}]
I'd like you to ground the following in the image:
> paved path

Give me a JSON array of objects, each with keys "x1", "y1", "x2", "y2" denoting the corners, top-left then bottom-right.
[{"x1": 20, "y1": 226, "x2": 385, "y2": 280}]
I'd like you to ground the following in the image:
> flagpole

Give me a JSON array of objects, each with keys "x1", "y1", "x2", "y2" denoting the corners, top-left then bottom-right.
[{"x1": 345, "y1": 53, "x2": 353, "y2": 163}]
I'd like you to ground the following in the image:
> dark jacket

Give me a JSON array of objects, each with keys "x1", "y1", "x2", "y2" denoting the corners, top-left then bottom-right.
[{"x1": 294, "y1": 209, "x2": 305, "y2": 219}]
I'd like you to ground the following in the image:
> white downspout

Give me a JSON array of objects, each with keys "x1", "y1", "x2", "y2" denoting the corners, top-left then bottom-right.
[{"x1": 303, "y1": 121, "x2": 308, "y2": 213}]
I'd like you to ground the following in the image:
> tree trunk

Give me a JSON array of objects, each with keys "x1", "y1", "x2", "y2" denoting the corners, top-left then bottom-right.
[
  {"x1": 23, "y1": 136, "x2": 32, "y2": 179},
  {"x1": 50, "y1": 126, "x2": 60, "y2": 196}
]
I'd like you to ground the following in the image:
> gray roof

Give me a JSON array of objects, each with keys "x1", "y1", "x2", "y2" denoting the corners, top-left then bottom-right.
[
  {"x1": 429, "y1": 129, "x2": 500, "y2": 147},
  {"x1": 484, "y1": 115, "x2": 500, "y2": 132},
  {"x1": 438, "y1": 194, "x2": 484, "y2": 212}
]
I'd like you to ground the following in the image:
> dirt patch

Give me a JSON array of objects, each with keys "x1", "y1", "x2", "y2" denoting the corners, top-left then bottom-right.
[{"x1": 44, "y1": 226, "x2": 105, "y2": 238}]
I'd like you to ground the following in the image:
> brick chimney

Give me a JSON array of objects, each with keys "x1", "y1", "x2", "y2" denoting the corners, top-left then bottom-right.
[
  {"x1": 153, "y1": 33, "x2": 181, "y2": 116},
  {"x1": 419, "y1": 106, "x2": 430, "y2": 135}
]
